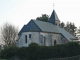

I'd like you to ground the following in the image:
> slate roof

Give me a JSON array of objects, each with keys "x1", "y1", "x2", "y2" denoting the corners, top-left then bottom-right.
[
  {"x1": 33, "y1": 20, "x2": 60, "y2": 33},
  {"x1": 18, "y1": 19, "x2": 77, "y2": 41},
  {"x1": 18, "y1": 20, "x2": 42, "y2": 35},
  {"x1": 48, "y1": 10, "x2": 60, "y2": 25},
  {"x1": 60, "y1": 28, "x2": 78, "y2": 41}
]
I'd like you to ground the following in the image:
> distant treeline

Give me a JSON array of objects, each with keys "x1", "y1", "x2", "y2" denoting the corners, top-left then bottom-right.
[{"x1": 0, "y1": 42, "x2": 80, "y2": 60}]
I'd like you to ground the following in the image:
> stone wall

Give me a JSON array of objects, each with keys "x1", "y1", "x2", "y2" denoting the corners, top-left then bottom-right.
[{"x1": 17, "y1": 32, "x2": 69, "y2": 47}]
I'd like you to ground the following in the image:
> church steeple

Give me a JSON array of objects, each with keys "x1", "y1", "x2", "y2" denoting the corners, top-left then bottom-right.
[
  {"x1": 48, "y1": 10, "x2": 60, "y2": 24},
  {"x1": 48, "y1": 10, "x2": 60, "y2": 27}
]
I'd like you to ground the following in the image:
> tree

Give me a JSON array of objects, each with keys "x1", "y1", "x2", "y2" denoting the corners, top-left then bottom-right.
[
  {"x1": 76, "y1": 27, "x2": 80, "y2": 40},
  {"x1": 61, "y1": 22, "x2": 65, "y2": 28},
  {"x1": 61, "y1": 22, "x2": 77, "y2": 36},
  {"x1": 36, "y1": 14, "x2": 49, "y2": 22},
  {"x1": 0, "y1": 23, "x2": 18, "y2": 46}
]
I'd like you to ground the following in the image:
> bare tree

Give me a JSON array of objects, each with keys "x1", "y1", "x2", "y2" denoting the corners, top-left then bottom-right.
[{"x1": 0, "y1": 23, "x2": 18, "y2": 46}]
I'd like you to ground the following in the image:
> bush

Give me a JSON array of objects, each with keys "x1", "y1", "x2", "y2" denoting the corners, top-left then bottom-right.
[
  {"x1": 28, "y1": 43, "x2": 40, "y2": 60},
  {"x1": 0, "y1": 46, "x2": 18, "y2": 59},
  {"x1": 16, "y1": 47, "x2": 28, "y2": 59},
  {"x1": 1, "y1": 42, "x2": 80, "y2": 59}
]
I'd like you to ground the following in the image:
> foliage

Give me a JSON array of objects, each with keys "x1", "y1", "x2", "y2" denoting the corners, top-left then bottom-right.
[
  {"x1": 61, "y1": 22, "x2": 65, "y2": 28},
  {"x1": 36, "y1": 14, "x2": 49, "y2": 22},
  {"x1": 1, "y1": 42, "x2": 80, "y2": 59},
  {"x1": 0, "y1": 22, "x2": 18, "y2": 46},
  {"x1": 16, "y1": 47, "x2": 28, "y2": 59},
  {"x1": 0, "y1": 46, "x2": 18, "y2": 59},
  {"x1": 1, "y1": 59, "x2": 8, "y2": 60},
  {"x1": 28, "y1": 43, "x2": 40, "y2": 60}
]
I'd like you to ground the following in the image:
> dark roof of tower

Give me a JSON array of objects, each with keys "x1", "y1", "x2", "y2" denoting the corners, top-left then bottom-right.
[{"x1": 48, "y1": 10, "x2": 60, "y2": 25}]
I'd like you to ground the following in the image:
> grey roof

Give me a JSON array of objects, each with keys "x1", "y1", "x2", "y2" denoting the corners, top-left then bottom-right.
[
  {"x1": 48, "y1": 10, "x2": 60, "y2": 25},
  {"x1": 53, "y1": 26, "x2": 77, "y2": 41},
  {"x1": 18, "y1": 19, "x2": 77, "y2": 41},
  {"x1": 33, "y1": 20, "x2": 60, "y2": 33},
  {"x1": 60, "y1": 28, "x2": 78, "y2": 41}
]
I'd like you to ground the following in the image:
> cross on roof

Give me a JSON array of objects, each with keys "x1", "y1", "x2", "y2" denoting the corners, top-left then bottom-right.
[{"x1": 53, "y1": 3, "x2": 55, "y2": 9}]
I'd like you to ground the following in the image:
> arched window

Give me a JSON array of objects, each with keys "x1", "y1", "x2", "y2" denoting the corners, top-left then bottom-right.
[
  {"x1": 59, "y1": 24, "x2": 60, "y2": 26},
  {"x1": 25, "y1": 35, "x2": 27, "y2": 43},
  {"x1": 54, "y1": 40, "x2": 57, "y2": 45},
  {"x1": 40, "y1": 35, "x2": 43, "y2": 45}
]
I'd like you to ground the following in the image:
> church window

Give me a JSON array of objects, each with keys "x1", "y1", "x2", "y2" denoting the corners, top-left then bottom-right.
[
  {"x1": 40, "y1": 35, "x2": 43, "y2": 45},
  {"x1": 29, "y1": 34, "x2": 31, "y2": 38},
  {"x1": 59, "y1": 24, "x2": 60, "y2": 26},
  {"x1": 54, "y1": 40, "x2": 57, "y2": 45},
  {"x1": 25, "y1": 35, "x2": 27, "y2": 43}
]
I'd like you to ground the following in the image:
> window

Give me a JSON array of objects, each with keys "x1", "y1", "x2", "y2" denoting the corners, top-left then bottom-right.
[
  {"x1": 59, "y1": 24, "x2": 60, "y2": 26},
  {"x1": 25, "y1": 35, "x2": 27, "y2": 43},
  {"x1": 29, "y1": 34, "x2": 31, "y2": 38},
  {"x1": 40, "y1": 35, "x2": 43, "y2": 45}
]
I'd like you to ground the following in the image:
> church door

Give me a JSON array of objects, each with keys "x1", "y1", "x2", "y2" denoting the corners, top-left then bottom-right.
[{"x1": 54, "y1": 40, "x2": 57, "y2": 45}]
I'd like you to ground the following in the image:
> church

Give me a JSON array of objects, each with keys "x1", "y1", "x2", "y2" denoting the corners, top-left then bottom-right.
[{"x1": 17, "y1": 9, "x2": 78, "y2": 47}]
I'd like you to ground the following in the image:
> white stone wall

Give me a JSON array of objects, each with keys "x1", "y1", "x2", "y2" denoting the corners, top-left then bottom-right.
[
  {"x1": 17, "y1": 32, "x2": 40, "y2": 47},
  {"x1": 17, "y1": 32, "x2": 69, "y2": 47},
  {"x1": 40, "y1": 32, "x2": 63, "y2": 46},
  {"x1": 31, "y1": 32, "x2": 40, "y2": 44},
  {"x1": 17, "y1": 32, "x2": 32, "y2": 47}
]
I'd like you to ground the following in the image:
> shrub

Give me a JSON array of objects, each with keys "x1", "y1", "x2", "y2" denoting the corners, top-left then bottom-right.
[
  {"x1": 1, "y1": 42, "x2": 80, "y2": 59},
  {"x1": 0, "y1": 46, "x2": 18, "y2": 59}
]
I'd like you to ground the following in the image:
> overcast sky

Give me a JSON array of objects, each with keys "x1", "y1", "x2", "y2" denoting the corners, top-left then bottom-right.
[{"x1": 0, "y1": 0, "x2": 80, "y2": 30}]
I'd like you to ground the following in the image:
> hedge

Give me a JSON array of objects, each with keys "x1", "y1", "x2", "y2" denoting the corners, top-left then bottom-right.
[{"x1": 0, "y1": 42, "x2": 80, "y2": 60}]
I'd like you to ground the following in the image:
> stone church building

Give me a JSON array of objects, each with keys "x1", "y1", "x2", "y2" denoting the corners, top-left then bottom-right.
[{"x1": 17, "y1": 9, "x2": 78, "y2": 47}]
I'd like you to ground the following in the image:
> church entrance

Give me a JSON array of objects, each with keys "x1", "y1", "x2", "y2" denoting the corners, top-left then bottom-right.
[{"x1": 54, "y1": 40, "x2": 57, "y2": 45}]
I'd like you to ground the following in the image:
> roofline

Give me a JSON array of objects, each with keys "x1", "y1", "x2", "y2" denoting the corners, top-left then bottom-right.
[
  {"x1": 61, "y1": 34, "x2": 69, "y2": 41},
  {"x1": 70, "y1": 38, "x2": 78, "y2": 40},
  {"x1": 20, "y1": 31, "x2": 61, "y2": 34}
]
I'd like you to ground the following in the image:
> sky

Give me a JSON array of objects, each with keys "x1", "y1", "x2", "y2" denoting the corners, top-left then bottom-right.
[
  {"x1": 0, "y1": 0, "x2": 80, "y2": 30},
  {"x1": 0, "y1": 0, "x2": 80, "y2": 44}
]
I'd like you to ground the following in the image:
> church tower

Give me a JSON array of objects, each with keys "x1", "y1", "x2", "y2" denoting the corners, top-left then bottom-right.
[{"x1": 48, "y1": 10, "x2": 60, "y2": 27}]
